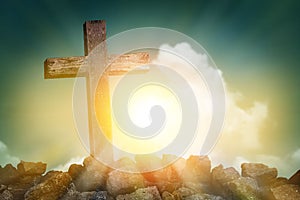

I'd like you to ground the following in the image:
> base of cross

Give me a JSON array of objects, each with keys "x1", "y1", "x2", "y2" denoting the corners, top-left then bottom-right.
[{"x1": 0, "y1": 155, "x2": 299, "y2": 199}]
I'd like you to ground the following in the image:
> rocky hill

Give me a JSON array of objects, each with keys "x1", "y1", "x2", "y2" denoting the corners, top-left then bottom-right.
[{"x1": 0, "y1": 155, "x2": 299, "y2": 200}]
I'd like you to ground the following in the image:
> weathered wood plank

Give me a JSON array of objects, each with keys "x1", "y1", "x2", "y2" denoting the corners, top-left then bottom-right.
[
  {"x1": 44, "y1": 52, "x2": 150, "y2": 79},
  {"x1": 84, "y1": 20, "x2": 107, "y2": 157},
  {"x1": 44, "y1": 56, "x2": 86, "y2": 79}
]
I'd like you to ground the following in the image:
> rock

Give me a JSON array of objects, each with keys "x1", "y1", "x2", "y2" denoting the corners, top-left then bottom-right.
[
  {"x1": 73, "y1": 157, "x2": 109, "y2": 192},
  {"x1": 271, "y1": 184, "x2": 300, "y2": 200},
  {"x1": 8, "y1": 188, "x2": 26, "y2": 199},
  {"x1": 172, "y1": 187, "x2": 196, "y2": 199},
  {"x1": 289, "y1": 170, "x2": 300, "y2": 186},
  {"x1": 143, "y1": 164, "x2": 181, "y2": 193},
  {"x1": 0, "y1": 190, "x2": 13, "y2": 200},
  {"x1": 183, "y1": 182, "x2": 208, "y2": 194},
  {"x1": 211, "y1": 165, "x2": 240, "y2": 198},
  {"x1": 90, "y1": 191, "x2": 113, "y2": 200},
  {"x1": 182, "y1": 156, "x2": 211, "y2": 184},
  {"x1": 24, "y1": 171, "x2": 72, "y2": 200},
  {"x1": 0, "y1": 185, "x2": 7, "y2": 193},
  {"x1": 212, "y1": 165, "x2": 240, "y2": 185},
  {"x1": 60, "y1": 183, "x2": 112, "y2": 200},
  {"x1": 7, "y1": 174, "x2": 42, "y2": 199},
  {"x1": 17, "y1": 161, "x2": 46, "y2": 176},
  {"x1": 162, "y1": 155, "x2": 186, "y2": 177},
  {"x1": 77, "y1": 192, "x2": 96, "y2": 200},
  {"x1": 227, "y1": 177, "x2": 260, "y2": 200},
  {"x1": 184, "y1": 193, "x2": 225, "y2": 200},
  {"x1": 106, "y1": 169, "x2": 145, "y2": 196},
  {"x1": 135, "y1": 155, "x2": 162, "y2": 172},
  {"x1": 67, "y1": 164, "x2": 84, "y2": 180},
  {"x1": 0, "y1": 164, "x2": 20, "y2": 185},
  {"x1": 59, "y1": 183, "x2": 79, "y2": 200},
  {"x1": 161, "y1": 191, "x2": 174, "y2": 200},
  {"x1": 116, "y1": 186, "x2": 162, "y2": 200},
  {"x1": 241, "y1": 163, "x2": 277, "y2": 186},
  {"x1": 271, "y1": 177, "x2": 289, "y2": 188},
  {"x1": 114, "y1": 157, "x2": 137, "y2": 171}
]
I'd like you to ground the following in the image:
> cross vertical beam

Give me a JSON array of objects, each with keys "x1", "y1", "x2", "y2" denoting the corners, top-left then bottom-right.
[{"x1": 83, "y1": 20, "x2": 112, "y2": 158}]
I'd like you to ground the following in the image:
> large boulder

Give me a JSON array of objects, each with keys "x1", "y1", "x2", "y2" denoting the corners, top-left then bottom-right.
[
  {"x1": 211, "y1": 165, "x2": 240, "y2": 198},
  {"x1": 59, "y1": 183, "x2": 80, "y2": 200},
  {"x1": 184, "y1": 194, "x2": 225, "y2": 200},
  {"x1": 135, "y1": 155, "x2": 162, "y2": 173},
  {"x1": 161, "y1": 191, "x2": 174, "y2": 200},
  {"x1": 116, "y1": 186, "x2": 162, "y2": 200},
  {"x1": 227, "y1": 177, "x2": 260, "y2": 200},
  {"x1": 172, "y1": 187, "x2": 196, "y2": 199},
  {"x1": 212, "y1": 165, "x2": 240, "y2": 185},
  {"x1": 0, "y1": 190, "x2": 13, "y2": 200},
  {"x1": 6, "y1": 161, "x2": 46, "y2": 199},
  {"x1": 182, "y1": 156, "x2": 211, "y2": 184},
  {"x1": 106, "y1": 170, "x2": 145, "y2": 197},
  {"x1": 70, "y1": 156, "x2": 109, "y2": 192},
  {"x1": 0, "y1": 164, "x2": 20, "y2": 185},
  {"x1": 162, "y1": 155, "x2": 186, "y2": 175},
  {"x1": 289, "y1": 170, "x2": 300, "y2": 186},
  {"x1": 271, "y1": 184, "x2": 300, "y2": 200},
  {"x1": 241, "y1": 163, "x2": 277, "y2": 186},
  {"x1": 17, "y1": 161, "x2": 46, "y2": 176},
  {"x1": 24, "y1": 171, "x2": 72, "y2": 200}
]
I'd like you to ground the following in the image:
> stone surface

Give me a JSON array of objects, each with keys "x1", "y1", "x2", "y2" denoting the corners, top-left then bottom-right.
[
  {"x1": 116, "y1": 186, "x2": 161, "y2": 200},
  {"x1": 0, "y1": 190, "x2": 13, "y2": 200},
  {"x1": 184, "y1": 193, "x2": 225, "y2": 200},
  {"x1": 0, "y1": 164, "x2": 20, "y2": 185},
  {"x1": 228, "y1": 177, "x2": 260, "y2": 200},
  {"x1": 182, "y1": 156, "x2": 211, "y2": 184},
  {"x1": 135, "y1": 155, "x2": 162, "y2": 172},
  {"x1": 68, "y1": 164, "x2": 84, "y2": 180},
  {"x1": 1, "y1": 155, "x2": 300, "y2": 200},
  {"x1": 106, "y1": 170, "x2": 145, "y2": 196},
  {"x1": 241, "y1": 163, "x2": 277, "y2": 186},
  {"x1": 24, "y1": 171, "x2": 72, "y2": 200},
  {"x1": 143, "y1": 165, "x2": 181, "y2": 193},
  {"x1": 161, "y1": 191, "x2": 174, "y2": 200},
  {"x1": 289, "y1": 170, "x2": 300, "y2": 186},
  {"x1": 17, "y1": 161, "x2": 46, "y2": 176},
  {"x1": 162, "y1": 155, "x2": 186, "y2": 179},
  {"x1": 59, "y1": 183, "x2": 80, "y2": 200},
  {"x1": 212, "y1": 165, "x2": 240, "y2": 185},
  {"x1": 271, "y1": 184, "x2": 300, "y2": 200},
  {"x1": 72, "y1": 157, "x2": 109, "y2": 192},
  {"x1": 172, "y1": 187, "x2": 196, "y2": 199},
  {"x1": 211, "y1": 165, "x2": 240, "y2": 198}
]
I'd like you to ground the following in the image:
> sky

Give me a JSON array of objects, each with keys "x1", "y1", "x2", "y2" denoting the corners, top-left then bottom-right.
[{"x1": 0, "y1": 0, "x2": 299, "y2": 176}]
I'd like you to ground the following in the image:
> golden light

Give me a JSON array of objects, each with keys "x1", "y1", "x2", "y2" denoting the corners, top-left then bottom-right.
[{"x1": 111, "y1": 83, "x2": 181, "y2": 154}]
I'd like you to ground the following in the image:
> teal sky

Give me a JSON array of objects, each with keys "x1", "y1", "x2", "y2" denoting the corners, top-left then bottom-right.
[{"x1": 0, "y1": 0, "x2": 299, "y2": 175}]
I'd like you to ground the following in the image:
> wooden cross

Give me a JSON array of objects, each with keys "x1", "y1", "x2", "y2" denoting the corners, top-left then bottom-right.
[{"x1": 44, "y1": 20, "x2": 149, "y2": 160}]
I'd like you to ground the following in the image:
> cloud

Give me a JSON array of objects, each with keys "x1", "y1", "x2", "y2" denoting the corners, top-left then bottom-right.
[
  {"x1": 53, "y1": 156, "x2": 85, "y2": 172},
  {"x1": 0, "y1": 141, "x2": 19, "y2": 167},
  {"x1": 154, "y1": 42, "x2": 268, "y2": 153},
  {"x1": 150, "y1": 42, "x2": 300, "y2": 176},
  {"x1": 291, "y1": 148, "x2": 300, "y2": 161},
  {"x1": 229, "y1": 148, "x2": 300, "y2": 177},
  {"x1": 222, "y1": 91, "x2": 268, "y2": 150}
]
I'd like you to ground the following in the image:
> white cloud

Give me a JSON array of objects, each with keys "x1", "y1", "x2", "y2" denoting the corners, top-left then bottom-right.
[
  {"x1": 0, "y1": 141, "x2": 19, "y2": 167},
  {"x1": 53, "y1": 156, "x2": 85, "y2": 172},
  {"x1": 235, "y1": 149, "x2": 300, "y2": 177},
  {"x1": 291, "y1": 148, "x2": 300, "y2": 161},
  {"x1": 222, "y1": 91, "x2": 268, "y2": 149}
]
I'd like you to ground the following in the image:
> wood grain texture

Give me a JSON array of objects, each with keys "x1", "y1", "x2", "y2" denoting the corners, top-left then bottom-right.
[{"x1": 44, "y1": 52, "x2": 150, "y2": 79}]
